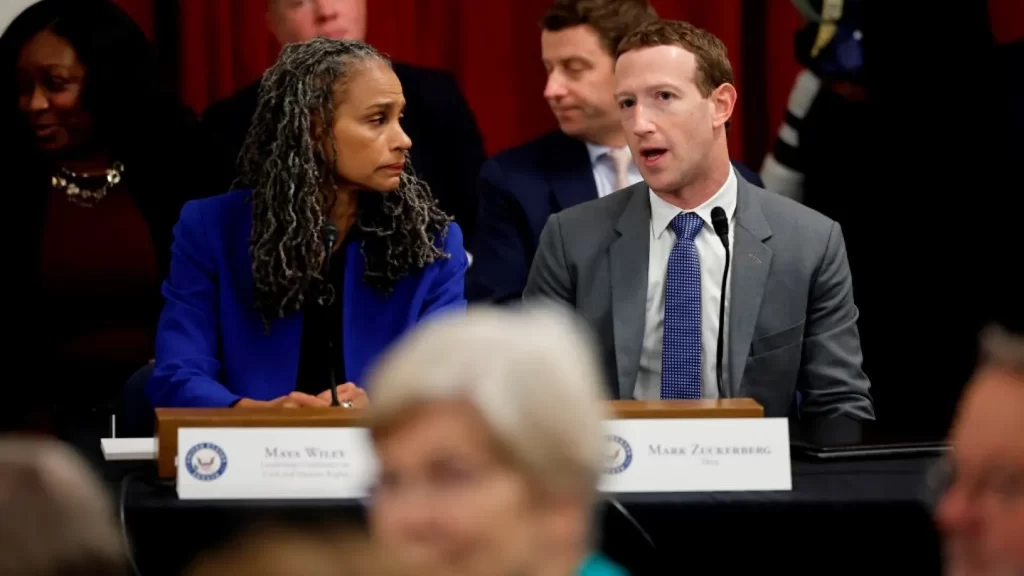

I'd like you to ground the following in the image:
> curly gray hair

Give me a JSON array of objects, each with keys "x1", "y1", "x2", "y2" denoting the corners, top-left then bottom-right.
[{"x1": 236, "y1": 38, "x2": 450, "y2": 324}]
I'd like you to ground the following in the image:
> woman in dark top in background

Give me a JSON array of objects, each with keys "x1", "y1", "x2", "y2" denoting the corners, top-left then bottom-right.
[{"x1": 0, "y1": 0, "x2": 215, "y2": 453}]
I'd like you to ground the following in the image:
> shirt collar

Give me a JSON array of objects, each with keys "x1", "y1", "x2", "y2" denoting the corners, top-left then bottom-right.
[
  {"x1": 585, "y1": 141, "x2": 628, "y2": 165},
  {"x1": 649, "y1": 166, "x2": 738, "y2": 240}
]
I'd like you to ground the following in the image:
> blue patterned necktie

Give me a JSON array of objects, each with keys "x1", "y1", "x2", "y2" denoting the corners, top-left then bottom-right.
[{"x1": 661, "y1": 212, "x2": 704, "y2": 400}]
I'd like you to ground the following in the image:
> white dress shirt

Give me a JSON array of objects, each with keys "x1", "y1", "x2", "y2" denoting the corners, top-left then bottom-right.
[
  {"x1": 585, "y1": 142, "x2": 643, "y2": 198},
  {"x1": 634, "y1": 167, "x2": 737, "y2": 400}
]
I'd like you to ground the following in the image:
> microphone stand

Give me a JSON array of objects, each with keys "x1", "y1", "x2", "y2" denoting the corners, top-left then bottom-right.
[
  {"x1": 711, "y1": 207, "x2": 730, "y2": 398},
  {"x1": 322, "y1": 224, "x2": 341, "y2": 407}
]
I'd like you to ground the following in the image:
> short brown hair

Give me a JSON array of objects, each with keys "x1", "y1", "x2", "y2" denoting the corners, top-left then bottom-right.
[
  {"x1": 541, "y1": 0, "x2": 658, "y2": 56},
  {"x1": 617, "y1": 19, "x2": 734, "y2": 97}
]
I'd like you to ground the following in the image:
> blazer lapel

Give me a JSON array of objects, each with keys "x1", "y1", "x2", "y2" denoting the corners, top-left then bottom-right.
[
  {"x1": 237, "y1": 217, "x2": 303, "y2": 394},
  {"x1": 261, "y1": 313, "x2": 303, "y2": 392},
  {"x1": 547, "y1": 135, "x2": 599, "y2": 212},
  {"x1": 342, "y1": 241, "x2": 364, "y2": 385},
  {"x1": 727, "y1": 180, "x2": 773, "y2": 393},
  {"x1": 342, "y1": 240, "x2": 397, "y2": 388},
  {"x1": 609, "y1": 185, "x2": 651, "y2": 399}
]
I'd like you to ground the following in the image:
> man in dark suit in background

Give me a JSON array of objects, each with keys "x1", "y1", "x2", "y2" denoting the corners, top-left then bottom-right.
[
  {"x1": 467, "y1": 0, "x2": 761, "y2": 303},
  {"x1": 466, "y1": 0, "x2": 655, "y2": 304},
  {"x1": 201, "y1": 0, "x2": 486, "y2": 242}
]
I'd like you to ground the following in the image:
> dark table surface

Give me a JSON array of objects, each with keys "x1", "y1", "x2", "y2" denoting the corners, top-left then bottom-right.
[{"x1": 114, "y1": 454, "x2": 943, "y2": 575}]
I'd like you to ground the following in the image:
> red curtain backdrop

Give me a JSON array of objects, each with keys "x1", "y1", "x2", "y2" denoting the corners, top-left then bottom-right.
[
  {"x1": 81, "y1": 0, "x2": 1024, "y2": 164},
  {"x1": 168, "y1": 0, "x2": 803, "y2": 165},
  {"x1": 988, "y1": 0, "x2": 1024, "y2": 44},
  {"x1": 111, "y1": 0, "x2": 152, "y2": 39}
]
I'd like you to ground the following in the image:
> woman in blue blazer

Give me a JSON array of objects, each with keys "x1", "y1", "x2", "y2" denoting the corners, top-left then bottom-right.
[{"x1": 148, "y1": 38, "x2": 468, "y2": 409}]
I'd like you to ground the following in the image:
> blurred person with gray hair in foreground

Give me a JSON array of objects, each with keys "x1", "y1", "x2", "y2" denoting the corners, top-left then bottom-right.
[
  {"x1": 0, "y1": 438, "x2": 126, "y2": 576},
  {"x1": 366, "y1": 304, "x2": 626, "y2": 576},
  {"x1": 935, "y1": 326, "x2": 1024, "y2": 576}
]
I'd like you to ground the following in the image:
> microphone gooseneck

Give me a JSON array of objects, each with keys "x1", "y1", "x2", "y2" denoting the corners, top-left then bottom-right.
[
  {"x1": 321, "y1": 223, "x2": 341, "y2": 407},
  {"x1": 710, "y1": 207, "x2": 730, "y2": 399},
  {"x1": 322, "y1": 223, "x2": 339, "y2": 257}
]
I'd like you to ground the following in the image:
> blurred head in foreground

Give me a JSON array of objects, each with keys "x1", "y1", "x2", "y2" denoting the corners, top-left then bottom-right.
[
  {"x1": 187, "y1": 525, "x2": 400, "y2": 576},
  {"x1": 367, "y1": 304, "x2": 611, "y2": 576},
  {"x1": 936, "y1": 325, "x2": 1024, "y2": 576},
  {"x1": 0, "y1": 438, "x2": 125, "y2": 576}
]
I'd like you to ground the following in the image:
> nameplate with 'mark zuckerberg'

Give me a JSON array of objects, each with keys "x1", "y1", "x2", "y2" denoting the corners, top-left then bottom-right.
[
  {"x1": 176, "y1": 427, "x2": 376, "y2": 500},
  {"x1": 599, "y1": 418, "x2": 792, "y2": 492}
]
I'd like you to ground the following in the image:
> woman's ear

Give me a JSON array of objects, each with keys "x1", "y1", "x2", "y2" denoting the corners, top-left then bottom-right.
[
  {"x1": 310, "y1": 112, "x2": 325, "y2": 142},
  {"x1": 311, "y1": 109, "x2": 334, "y2": 165}
]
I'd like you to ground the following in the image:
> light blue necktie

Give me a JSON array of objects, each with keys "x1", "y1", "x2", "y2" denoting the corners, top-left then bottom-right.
[{"x1": 661, "y1": 212, "x2": 704, "y2": 400}]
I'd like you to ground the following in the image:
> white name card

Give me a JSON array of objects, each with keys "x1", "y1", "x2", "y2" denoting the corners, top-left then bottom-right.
[
  {"x1": 599, "y1": 418, "x2": 792, "y2": 493},
  {"x1": 176, "y1": 427, "x2": 376, "y2": 500},
  {"x1": 176, "y1": 418, "x2": 791, "y2": 499}
]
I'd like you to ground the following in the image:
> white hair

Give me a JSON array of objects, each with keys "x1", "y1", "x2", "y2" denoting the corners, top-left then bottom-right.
[
  {"x1": 979, "y1": 324, "x2": 1024, "y2": 375},
  {"x1": 367, "y1": 304, "x2": 610, "y2": 498}
]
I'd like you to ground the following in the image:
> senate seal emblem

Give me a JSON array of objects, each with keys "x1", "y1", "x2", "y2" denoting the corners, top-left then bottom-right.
[
  {"x1": 185, "y1": 442, "x2": 228, "y2": 481},
  {"x1": 604, "y1": 435, "x2": 633, "y2": 475}
]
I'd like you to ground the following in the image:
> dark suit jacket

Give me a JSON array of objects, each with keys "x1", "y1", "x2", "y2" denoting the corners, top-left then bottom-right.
[
  {"x1": 467, "y1": 130, "x2": 764, "y2": 303},
  {"x1": 524, "y1": 177, "x2": 873, "y2": 420},
  {"x1": 201, "y1": 63, "x2": 486, "y2": 242},
  {"x1": 148, "y1": 189, "x2": 468, "y2": 408}
]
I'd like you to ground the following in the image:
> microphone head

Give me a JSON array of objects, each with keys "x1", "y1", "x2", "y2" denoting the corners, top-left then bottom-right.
[
  {"x1": 710, "y1": 206, "x2": 729, "y2": 237},
  {"x1": 322, "y1": 223, "x2": 339, "y2": 246}
]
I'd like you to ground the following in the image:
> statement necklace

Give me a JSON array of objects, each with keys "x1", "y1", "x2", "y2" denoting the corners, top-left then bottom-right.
[{"x1": 51, "y1": 161, "x2": 125, "y2": 207}]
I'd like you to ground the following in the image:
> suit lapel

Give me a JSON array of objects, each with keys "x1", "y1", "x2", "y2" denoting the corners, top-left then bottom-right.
[
  {"x1": 547, "y1": 135, "x2": 599, "y2": 212},
  {"x1": 727, "y1": 180, "x2": 773, "y2": 393},
  {"x1": 609, "y1": 184, "x2": 651, "y2": 399}
]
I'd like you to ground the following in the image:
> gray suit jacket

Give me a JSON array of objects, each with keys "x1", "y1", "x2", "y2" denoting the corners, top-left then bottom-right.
[{"x1": 523, "y1": 177, "x2": 874, "y2": 420}]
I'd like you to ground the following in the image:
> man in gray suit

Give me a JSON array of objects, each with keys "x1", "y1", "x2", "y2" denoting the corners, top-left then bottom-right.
[{"x1": 524, "y1": 19, "x2": 873, "y2": 420}]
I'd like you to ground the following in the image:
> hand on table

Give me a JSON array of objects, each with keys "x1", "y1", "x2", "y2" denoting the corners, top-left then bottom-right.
[
  {"x1": 317, "y1": 382, "x2": 369, "y2": 408},
  {"x1": 234, "y1": 392, "x2": 330, "y2": 408}
]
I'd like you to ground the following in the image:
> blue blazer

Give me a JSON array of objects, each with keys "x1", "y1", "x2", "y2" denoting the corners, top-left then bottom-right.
[
  {"x1": 466, "y1": 130, "x2": 764, "y2": 303},
  {"x1": 148, "y1": 190, "x2": 468, "y2": 408}
]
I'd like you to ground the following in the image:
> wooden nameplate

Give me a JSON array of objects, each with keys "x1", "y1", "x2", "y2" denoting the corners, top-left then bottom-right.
[{"x1": 155, "y1": 398, "x2": 763, "y2": 478}]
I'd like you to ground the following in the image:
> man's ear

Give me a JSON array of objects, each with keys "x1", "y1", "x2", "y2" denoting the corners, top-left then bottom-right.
[{"x1": 710, "y1": 83, "x2": 737, "y2": 130}]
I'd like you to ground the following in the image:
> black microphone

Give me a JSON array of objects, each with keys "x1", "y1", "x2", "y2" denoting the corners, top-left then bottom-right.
[
  {"x1": 710, "y1": 207, "x2": 730, "y2": 398},
  {"x1": 321, "y1": 223, "x2": 341, "y2": 407}
]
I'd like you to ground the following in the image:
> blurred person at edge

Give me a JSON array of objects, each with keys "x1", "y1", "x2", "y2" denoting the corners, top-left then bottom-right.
[
  {"x1": 202, "y1": 0, "x2": 486, "y2": 243},
  {"x1": 0, "y1": 0, "x2": 216, "y2": 451},
  {"x1": 935, "y1": 326, "x2": 1024, "y2": 576},
  {"x1": 367, "y1": 305, "x2": 627, "y2": 576},
  {"x1": 0, "y1": 438, "x2": 127, "y2": 576}
]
